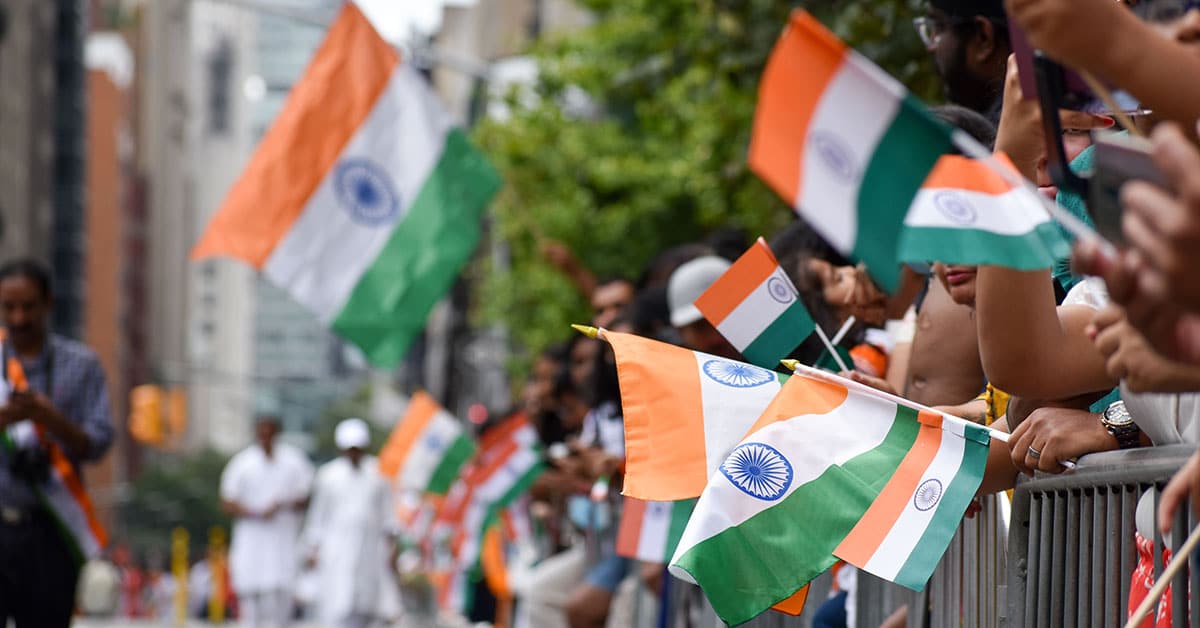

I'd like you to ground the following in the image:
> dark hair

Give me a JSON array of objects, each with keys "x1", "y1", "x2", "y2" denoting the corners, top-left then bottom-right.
[
  {"x1": 931, "y1": 104, "x2": 998, "y2": 149},
  {"x1": 636, "y1": 243, "x2": 714, "y2": 290},
  {"x1": 0, "y1": 258, "x2": 51, "y2": 299},
  {"x1": 706, "y1": 228, "x2": 750, "y2": 263}
]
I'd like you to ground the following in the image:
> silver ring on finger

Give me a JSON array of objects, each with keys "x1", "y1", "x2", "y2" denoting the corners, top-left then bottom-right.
[{"x1": 1027, "y1": 446, "x2": 1042, "y2": 460}]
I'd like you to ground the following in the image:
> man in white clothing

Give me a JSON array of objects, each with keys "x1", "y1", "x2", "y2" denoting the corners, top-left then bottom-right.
[
  {"x1": 220, "y1": 415, "x2": 314, "y2": 628},
  {"x1": 303, "y1": 418, "x2": 398, "y2": 628}
]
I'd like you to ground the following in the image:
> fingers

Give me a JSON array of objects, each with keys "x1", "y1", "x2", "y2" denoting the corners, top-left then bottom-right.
[
  {"x1": 1150, "y1": 122, "x2": 1200, "y2": 204},
  {"x1": 1058, "y1": 110, "x2": 1114, "y2": 132},
  {"x1": 1158, "y1": 451, "x2": 1200, "y2": 535}
]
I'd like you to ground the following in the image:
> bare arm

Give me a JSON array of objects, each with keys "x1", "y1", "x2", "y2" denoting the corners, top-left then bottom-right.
[{"x1": 975, "y1": 267, "x2": 1115, "y2": 398}]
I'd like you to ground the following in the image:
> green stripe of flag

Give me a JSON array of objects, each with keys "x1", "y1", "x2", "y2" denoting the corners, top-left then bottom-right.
[
  {"x1": 664, "y1": 499, "x2": 698, "y2": 563},
  {"x1": 855, "y1": 95, "x2": 953, "y2": 293},
  {"x1": 741, "y1": 302, "x2": 816, "y2": 368},
  {"x1": 426, "y1": 435, "x2": 478, "y2": 495},
  {"x1": 333, "y1": 129, "x2": 502, "y2": 366},
  {"x1": 674, "y1": 406, "x2": 920, "y2": 626},
  {"x1": 893, "y1": 425, "x2": 990, "y2": 589},
  {"x1": 898, "y1": 222, "x2": 1069, "y2": 270}
]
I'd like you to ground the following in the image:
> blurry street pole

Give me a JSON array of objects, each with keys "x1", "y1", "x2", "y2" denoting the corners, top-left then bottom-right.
[
  {"x1": 171, "y1": 527, "x2": 189, "y2": 627},
  {"x1": 52, "y1": 0, "x2": 86, "y2": 339},
  {"x1": 208, "y1": 526, "x2": 228, "y2": 623}
]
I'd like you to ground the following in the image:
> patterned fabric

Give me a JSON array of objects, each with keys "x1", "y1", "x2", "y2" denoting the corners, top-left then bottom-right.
[
  {"x1": 1128, "y1": 532, "x2": 1175, "y2": 628},
  {"x1": 0, "y1": 334, "x2": 114, "y2": 508}
]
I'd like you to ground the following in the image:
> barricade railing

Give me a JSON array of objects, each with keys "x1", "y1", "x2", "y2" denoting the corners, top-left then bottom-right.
[{"x1": 1007, "y1": 443, "x2": 1195, "y2": 628}]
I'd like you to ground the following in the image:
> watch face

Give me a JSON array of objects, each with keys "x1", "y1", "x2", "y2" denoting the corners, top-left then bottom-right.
[{"x1": 1105, "y1": 403, "x2": 1134, "y2": 427}]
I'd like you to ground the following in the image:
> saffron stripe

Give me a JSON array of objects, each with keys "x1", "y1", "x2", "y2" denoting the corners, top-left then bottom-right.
[
  {"x1": 834, "y1": 420, "x2": 943, "y2": 567},
  {"x1": 191, "y1": 3, "x2": 398, "y2": 266},
  {"x1": 378, "y1": 391, "x2": 440, "y2": 477},
  {"x1": 694, "y1": 238, "x2": 779, "y2": 325}
]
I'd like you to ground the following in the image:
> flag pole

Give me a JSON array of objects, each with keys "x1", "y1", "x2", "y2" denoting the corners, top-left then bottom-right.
[
  {"x1": 830, "y1": 315, "x2": 856, "y2": 346},
  {"x1": 1125, "y1": 521, "x2": 1200, "y2": 628},
  {"x1": 780, "y1": 359, "x2": 1011, "y2": 443},
  {"x1": 813, "y1": 324, "x2": 851, "y2": 373},
  {"x1": 950, "y1": 129, "x2": 1118, "y2": 262}
]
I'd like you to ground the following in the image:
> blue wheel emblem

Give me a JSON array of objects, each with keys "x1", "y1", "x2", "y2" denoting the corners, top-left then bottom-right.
[
  {"x1": 914, "y1": 478, "x2": 944, "y2": 511},
  {"x1": 767, "y1": 276, "x2": 795, "y2": 304},
  {"x1": 334, "y1": 157, "x2": 401, "y2": 226},
  {"x1": 811, "y1": 131, "x2": 858, "y2": 183},
  {"x1": 702, "y1": 360, "x2": 775, "y2": 388},
  {"x1": 933, "y1": 192, "x2": 977, "y2": 225},
  {"x1": 423, "y1": 433, "x2": 444, "y2": 451},
  {"x1": 721, "y1": 442, "x2": 794, "y2": 501}
]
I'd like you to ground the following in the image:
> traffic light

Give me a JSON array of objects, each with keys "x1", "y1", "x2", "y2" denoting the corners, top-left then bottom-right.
[
  {"x1": 129, "y1": 384, "x2": 164, "y2": 446},
  {"x1": 166, "y1": 387, "x2": 188, "y2": 447}
]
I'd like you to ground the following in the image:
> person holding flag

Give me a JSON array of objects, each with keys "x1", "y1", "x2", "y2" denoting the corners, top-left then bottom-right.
[{"x1": 0, "y1": 258, "x2": 115, "y2": 627}]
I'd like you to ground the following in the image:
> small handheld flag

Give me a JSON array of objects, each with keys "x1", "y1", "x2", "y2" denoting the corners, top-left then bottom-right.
[{"x1": 693, "y1": 237, "x2": 816, "y2": 368}]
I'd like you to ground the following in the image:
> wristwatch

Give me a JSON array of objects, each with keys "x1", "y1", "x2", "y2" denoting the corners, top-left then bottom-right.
[{"x1": 1101, "y1": 400, "x2": 1140, "y2": 449}]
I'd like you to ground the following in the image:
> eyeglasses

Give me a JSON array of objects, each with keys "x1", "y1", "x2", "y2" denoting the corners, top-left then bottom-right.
[
  {"x1": 912, "y1": 15, "x2": 968, "y2": 48},
  {"x1": 1126, "y1": 0, "x2": 1200, "y2": 22}
]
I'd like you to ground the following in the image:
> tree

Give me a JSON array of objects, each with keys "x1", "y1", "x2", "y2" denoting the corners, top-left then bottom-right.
[
  {"x1": 118, "y1": 449, "x2": 232, "y2": 560},
  {"x1": 473, "y1": 0, "x2": 938, "y2": 365}
]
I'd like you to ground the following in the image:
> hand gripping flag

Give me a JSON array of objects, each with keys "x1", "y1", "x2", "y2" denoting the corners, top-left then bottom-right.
[
  {"x1": 379, "y1": 391, "x2": 476, "y2": 495},
  {"x1": 749, "y1": 10, "x2": 953, "y2": 292},
  {"x1": 669, "y1": 373, "x2": 990, "y2": 626},
  {"x1": 192, "y1": 3, "x2": 501, "y2": 367},
  {"x1": 1, "y1": 356, "x2": 107, "y2": 563},
  {"x1": 694, "y1": 237, "x2": 815, "y2": 369},
  {"x1": 899, "y1": 153, "x2": 1070, "y2": 269}
]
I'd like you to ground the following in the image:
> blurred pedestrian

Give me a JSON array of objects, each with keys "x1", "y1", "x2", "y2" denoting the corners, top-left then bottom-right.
[
  {"x1": 220, "y1": 415, "x2": 314, "y2": 628},
  {"x1": 303, "y1": 418, "x2": 397, "y2": 628},
  {"x1": 0, "y1": 258, "x2": 115, "y2": 627}
]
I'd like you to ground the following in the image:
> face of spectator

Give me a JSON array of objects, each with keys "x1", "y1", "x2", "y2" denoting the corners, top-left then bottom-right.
[
  {"x1": 0, "y1": 274, "x2": 49, "y2": 350},
  {"x1": 522, "y1": 354, "x2": 561, "y2": 417},
  {"x1": 679, "y1": 319, "x2": 739, "y2": 359},
  {"x1": 806, "y1": 258, "x2": 888, "y2": 326},
  {"x1": 591, "y1": 280, "x2": 634, "y2": 328},
  {"x1": 934, "y1": 263, "x2": 979, "y2": 306},
  {"x1": 1035, "y1": 128, "x2": 1095, "y2": 199},
  {"x1": 569, "y1": 338, "x2": 599, "y2": 393},
  {"x1": 925, "y1": 8, "x2": 1006, "y2": 113},
  {"x1": 255, "y1": 420, "x2": 280, "y2": 451}
]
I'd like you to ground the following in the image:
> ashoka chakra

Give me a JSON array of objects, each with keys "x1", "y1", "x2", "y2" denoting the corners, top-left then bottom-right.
[
  {"x1": 702, "y1": 359, "x2": 775, "y2": 388},
  {"x1": 721, "y1": 442, "x2": 794, "y2": 501}
]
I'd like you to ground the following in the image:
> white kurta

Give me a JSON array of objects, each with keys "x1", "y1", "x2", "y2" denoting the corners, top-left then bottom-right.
[
  {"x1": 303, "y1": 455, "x2": 397, "y2": 623},
  {"x1": 220, "y1": 442, "x2": 315, "y2": 595}
]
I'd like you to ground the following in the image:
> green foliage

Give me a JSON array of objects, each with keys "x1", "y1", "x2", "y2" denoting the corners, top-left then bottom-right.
[
  {"x1": 118, "y1": 449, "x2": 232, "y2": 560},
  {"x1": 474, "y1": 0, "x2": 938, "y2": 368},
  {"x1": 311, "y1": 383, "x2": 386, "y2": 462}
]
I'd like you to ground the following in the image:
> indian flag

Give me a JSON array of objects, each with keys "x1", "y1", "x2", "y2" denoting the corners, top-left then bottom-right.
[
  {"x1": 191, "y1": 3, "x2": 501, "y2": 366},
  {"x1": 616, "y1": 498, "x2": 696, "y2": 563},
  {"x1": 899, "y1": 154, "x2": 1069, "y2": 269},
  {"x1": 2, "y1": 357, "x2": 106, "y2": 563},
  {"x1": 434, "y1": 416, "x2": 543, "y2": 612},
  {"x1": 602, "y1": 330, "x2": 787, "y2": 501},
  {"x1": 379, "y1": 391, "x2": 475, "y2": 495},
  {"x1": 748, "y1": 10, "x2": 953, "y2": 292},
  {"x1": 669, "y1": 374, "x2": 990, "y2": 626},
  {"x1": 694, "y1": 237, "x2": 815, "y2": 368}
]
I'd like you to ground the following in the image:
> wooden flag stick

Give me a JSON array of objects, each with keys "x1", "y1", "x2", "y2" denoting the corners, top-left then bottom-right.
[{"x1": 1125, "y1": 521, "x2": 1200, "y2": 628}]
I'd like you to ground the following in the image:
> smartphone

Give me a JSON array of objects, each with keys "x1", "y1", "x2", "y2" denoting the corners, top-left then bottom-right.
[{"x1": 1088, "y1": 132, "x2": 1171, "y2": 245}]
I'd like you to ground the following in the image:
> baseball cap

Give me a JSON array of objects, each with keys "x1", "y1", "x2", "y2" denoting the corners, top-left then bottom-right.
[
  {"x1": 930, "y1": 0, "x2": 1006, "y2": 20},
  {"x1": 335, "y1": 418, "x2": 370, "y2": 450},
  {"x1": 667, "y1": 256, "x2": 731, "y2": 328}
]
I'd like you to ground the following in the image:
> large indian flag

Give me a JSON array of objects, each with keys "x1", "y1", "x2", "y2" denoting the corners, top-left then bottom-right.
[
  {"x1": 748, "y1": 10, "x2": 953, "y2": 292},
  {"x1": 694, "y1": 237, "x2": 815, "y2": 369},
  {"x1": 191, "y1": 3, "x2": 501, "y2": 366},
  {"x1": 669, "y1": 374, "x2": 990, "y2": 626},
  {"x1": 899, "y1": 154, "x2": 1069, "y2": 269},
  {"x1": 379, "y1": 392, "x2": 476, "y2": 495},
  {"x1": 601, "y1": 330, "x2": 787, "y2": 501}
]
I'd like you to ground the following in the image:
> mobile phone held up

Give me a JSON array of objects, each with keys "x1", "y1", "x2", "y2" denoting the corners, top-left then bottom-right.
[
  {"x1": 1008, "y1": 23, "x2": 1142, "y2": 115},
  {"x1": 1089, "y1": 133, "x2": 1170, "y2": 246}
]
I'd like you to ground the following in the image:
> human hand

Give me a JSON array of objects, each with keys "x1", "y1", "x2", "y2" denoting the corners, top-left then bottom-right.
[
  {"x1": 1089, "y1": 305, "x2": 1200, "y2": 393},
  {"x1": 539, "y1": 240, "x2": 578, "y2": 271},
  {"x1": 994, "y1": 55, "x2": 1113, "y2": 182},
  {"x1": 841, "y1": 370, "x2": 898, "y2": 397},
  {"x1": 1158, "y1": 449, "x2": 1200, "y2": 535},
  {"x1": 1004, "y1": 0, "x2": 1126, "y2": 73},
  {"x1": 640, "y1": 562, "x2": 664, "y2": 596},
  {"x1": 1009, "y1": 406, "x2": 1118, "y2": 476},
  {"x1": 1122, "y1": 121, "x2": 1200, "y2": 312}
]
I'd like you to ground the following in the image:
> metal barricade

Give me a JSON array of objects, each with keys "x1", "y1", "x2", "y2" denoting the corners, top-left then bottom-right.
[{"x1": 1007, "y1": 444, "x2": 1195, "y2": 628}]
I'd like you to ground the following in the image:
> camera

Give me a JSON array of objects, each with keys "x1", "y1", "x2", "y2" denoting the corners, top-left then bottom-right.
[{"x1": 7, "y1": 445, "x2": 51, "y2": 485}]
